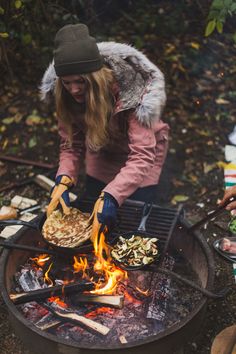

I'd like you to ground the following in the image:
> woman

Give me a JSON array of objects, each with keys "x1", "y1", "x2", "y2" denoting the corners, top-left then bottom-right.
[{"x1": 40, "y1": 23, "x2": 169, "y2": 231}]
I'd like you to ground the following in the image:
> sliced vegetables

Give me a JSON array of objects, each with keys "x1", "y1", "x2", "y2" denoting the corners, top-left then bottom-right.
[{"x1": 111, "y1": 235, "x2": 159, "y2": 267}]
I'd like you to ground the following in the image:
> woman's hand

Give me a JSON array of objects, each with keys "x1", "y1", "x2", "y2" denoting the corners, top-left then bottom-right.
[
  {"x1": 220, "y1": 185, "x2": 236, "y2": 214},
  {"x1": 47, "y1": 175, "x2": 74, "y2": 217},
  {"x1": 89, "y1": 192, "x2": 118, "y2": 240}
]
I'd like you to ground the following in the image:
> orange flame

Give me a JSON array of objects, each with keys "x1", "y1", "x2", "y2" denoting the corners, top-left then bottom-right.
[
  {"x1": 44, "y1": 262, "x2": 53, "y2": 286},
  {"x1": 124, "y1": 290, "x2": 142, "y2": 305},
  {"x1": 48, "y1": 296, "x2": 67, "y2": 308},
  {"x1": 73, "y1": 256, "x2": 88, "y2": 277},
  {"x1": 90, "y1": 230, "x2": 127, "y2": 295},
  {"x1": 85, "y1": 307, "x2": 114, "y2": 318},
  {"x1": 30, "y1": 254, "x2": 51, "y2": 267},
  {"x1": 135, "y1": 286, "x2": 150, "y2": 296}
]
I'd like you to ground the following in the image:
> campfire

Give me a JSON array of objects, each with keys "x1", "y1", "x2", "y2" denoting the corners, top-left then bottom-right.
[
  {"x1": 10, "y1": 226, "x2": 202, "y2": 346},
  {"x1": 0, "y1": 199, "x2": 214, "y2": 353}
]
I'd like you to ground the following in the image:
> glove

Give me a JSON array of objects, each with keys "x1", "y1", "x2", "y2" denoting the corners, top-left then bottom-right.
[
  {"x1": 46, "y1": 175, "x2": 74, "y2": 217},
  {"x1": 89, "y1": 192, "x2": 118, "y2": 241},
  {"x1": 97, "y1": 192, "x2": 118, "y2": 228}
]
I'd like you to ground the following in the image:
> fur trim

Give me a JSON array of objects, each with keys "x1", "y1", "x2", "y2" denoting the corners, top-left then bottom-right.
[{"x1": 40, "y1": 42, "x2": 166, "y2": 127}]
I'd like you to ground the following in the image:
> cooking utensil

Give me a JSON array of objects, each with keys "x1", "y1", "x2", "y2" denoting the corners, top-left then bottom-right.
[
  {"x1": 0, "y1": 211, "x2": 93, "y2": 255},
  {"x1": 110, "y1": 203, "x2": 162, "y2": 271},
  {"x1": 188, "y1": 196, "x2": 236, "y2": 232}
]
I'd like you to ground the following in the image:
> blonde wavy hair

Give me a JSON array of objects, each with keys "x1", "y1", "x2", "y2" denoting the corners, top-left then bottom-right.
[{"x1": 55, "y1": 66, "x2": 114, "y2": 151}]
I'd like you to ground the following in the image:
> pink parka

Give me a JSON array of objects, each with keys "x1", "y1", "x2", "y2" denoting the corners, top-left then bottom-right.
[{"x1": 40, "y1": 42, "x2": 169, "y2": 206}]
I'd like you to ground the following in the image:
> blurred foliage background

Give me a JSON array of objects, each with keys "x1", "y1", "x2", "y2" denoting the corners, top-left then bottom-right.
[{"x1": 0, "y1": 0, "x2": 236, "y2": 84}]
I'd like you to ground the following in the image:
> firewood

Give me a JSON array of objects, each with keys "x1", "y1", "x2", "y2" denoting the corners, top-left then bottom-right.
[
  {"x1": 0, "y1": 206, "x2": 18, "y2": 220},
  {"x1": 11, "y1": 284, "x2": 124, "y2": 309},
  {"x1": 73, "y1": 294, "x2": 124, "y2": 309},
  {"x1": 10, "y1": 282, "x2": 95, "y2": 304},
  {"x1": 11, "y1": 195, "x2": 37, "y2": 209},
  {"x1": 48, "y1": 308, "x2": 110, "y2": 335},
  {"x1": 36, "y1": 319, "x2": 61, "y2": 331}
]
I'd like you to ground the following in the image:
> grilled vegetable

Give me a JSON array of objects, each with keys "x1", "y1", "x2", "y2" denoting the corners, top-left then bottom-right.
[{"x1": 111, "y1": 235, "x2": 159, "y2": 267}]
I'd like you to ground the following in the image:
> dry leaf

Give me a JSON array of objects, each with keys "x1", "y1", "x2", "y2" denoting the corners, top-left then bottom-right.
[{"x1": 171, "y1": 195, "x2": 189, "y2": 205}]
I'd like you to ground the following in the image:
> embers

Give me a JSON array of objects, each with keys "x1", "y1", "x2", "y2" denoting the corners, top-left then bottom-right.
[{"x1": 10, "y1": 247, "x2": 203, "y2": 349}]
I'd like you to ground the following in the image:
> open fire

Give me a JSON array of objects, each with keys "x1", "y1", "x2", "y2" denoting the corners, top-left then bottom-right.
[
  {"x1": 0, "y1": 200, "x2": 216, "y2": 353},
  {"x1": 11, "y1": 229, "x2": 202, "y2": 347}
]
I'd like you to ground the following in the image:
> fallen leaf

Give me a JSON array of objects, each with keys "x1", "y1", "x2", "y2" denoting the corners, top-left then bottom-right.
[
  {"x1": 187, "y1": 174, "x2": 198, "y2": 183},
  {"x1": 28, "y1": 136, "x2": 37, "y2": 148},
  {"x1": 203, "y1": 162, "x2": 216, "y2": 173},
  {"x1": 2, "y1": 113, "x2": 23, "y2": 124},
  {"x1": 171, "y1": 195, "x2": 189, "y2": 205},
  {"x1": 190, "y1": 42, "x2": 200, "y2": 50},
  {"x1": 26, "y1": 111, "x2": 44, "y2": 126},
  {"x1": 172, "y1": 178, "x2": 185, "y2": 188},
  {"x1": 8, "y1": 106, "x2": 19, "y2": 114},
  {"x1": 2, "y1": 117, "x2": 15, "y2": 125},
  {"x1": 215, "y1": 98, "x2": 230, "y2": 105},
  {"x1": 2, "y1": 139, "x2": 8, "y2": 149}
]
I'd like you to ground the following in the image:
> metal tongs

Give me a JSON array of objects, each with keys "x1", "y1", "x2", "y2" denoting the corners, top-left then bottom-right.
[{"x1": 188, "y1": 196, "x2": 236, "y2": 232}]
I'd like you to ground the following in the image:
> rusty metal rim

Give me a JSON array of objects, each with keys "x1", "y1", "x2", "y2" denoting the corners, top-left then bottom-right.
[{"x1": 0, "y1": 219, "x2": 215, "y2": 351}]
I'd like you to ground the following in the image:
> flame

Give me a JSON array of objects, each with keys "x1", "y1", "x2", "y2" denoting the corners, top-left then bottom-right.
[
  {"x1": 44, "y1": 262, "x2": 53, "y2": 286},
  {"x1": 30, "y1": 254, "x2": 51, "y2": 267},
  {"x1": 124, "y1": 290, "x2": 142, "y2": 305},
  {"x1": 135, "y1": 286, "x2": 150, "y2": 296},
  {"x1": 85, "y1": 307, "x2": 114, "y2": 318},
  {"x1": 73, "y1": 256, "x2": 88, "y2": 277},
  {"x1": 90, "y1": 230, "x2": 127, "y2": 295},
  {"x1": 48, "y1": 296, "x2": 67, "y2": 308}
]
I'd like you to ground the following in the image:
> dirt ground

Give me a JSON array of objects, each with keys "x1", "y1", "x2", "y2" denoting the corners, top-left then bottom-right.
[{"x1": 0, "y1": 11, "x2": 236, "y2": 354}]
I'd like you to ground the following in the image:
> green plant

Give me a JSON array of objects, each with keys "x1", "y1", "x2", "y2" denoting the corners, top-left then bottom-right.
[
  {"x1": 228, "y1": 217, "x2": 236, "y2": 234},
  {"x1": 205, "y1": 0, "x2": 236, "y2": 36}
]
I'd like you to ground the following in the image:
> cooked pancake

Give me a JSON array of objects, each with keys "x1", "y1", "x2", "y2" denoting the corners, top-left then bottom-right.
[{"x1": 42, "y1": 208, "x2": 91, "y2": 247}]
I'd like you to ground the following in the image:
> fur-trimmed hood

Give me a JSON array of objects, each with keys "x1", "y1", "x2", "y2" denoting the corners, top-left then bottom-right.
[{"x1": 40, "y1": 42, "x2": 166, "y2": 127}]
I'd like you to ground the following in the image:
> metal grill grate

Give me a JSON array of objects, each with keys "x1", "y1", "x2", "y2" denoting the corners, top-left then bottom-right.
[{"x1": 78, "y1": 198, "x2": 183, "y2": 245}]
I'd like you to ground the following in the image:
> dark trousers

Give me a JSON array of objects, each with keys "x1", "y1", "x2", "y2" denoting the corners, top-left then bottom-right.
[{"x1": 81, "y1": 175, "x2": 157, "y2": 203}]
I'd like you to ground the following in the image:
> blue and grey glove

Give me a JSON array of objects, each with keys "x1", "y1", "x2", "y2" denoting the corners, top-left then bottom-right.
[
  {"x1": 47, "y1": 175, "x2": 73, "y2": 217},
  {"x1": 97, "y1": 192, "x2": 118, "y2": 229},
  {"x1": 89, "y1": 192, "x2": 118, "y2": 240}
]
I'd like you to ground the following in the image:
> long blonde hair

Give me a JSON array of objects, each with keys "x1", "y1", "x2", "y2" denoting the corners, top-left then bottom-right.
[{"x1": 55, "y1": 66, "x2": 114, "y2": 151}]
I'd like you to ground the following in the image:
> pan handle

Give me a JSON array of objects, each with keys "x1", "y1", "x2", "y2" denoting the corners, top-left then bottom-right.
[
  {"x1": 0, "y1": 219, "x2": 39, "y2": 230},
  {"x1": 137, "y1": 203, "x2": 153, "y2": 232}
]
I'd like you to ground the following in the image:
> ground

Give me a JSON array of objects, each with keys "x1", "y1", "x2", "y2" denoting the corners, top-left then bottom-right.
[{"x1": 0, "y1": 8, "x2": 236, "y2": 353}]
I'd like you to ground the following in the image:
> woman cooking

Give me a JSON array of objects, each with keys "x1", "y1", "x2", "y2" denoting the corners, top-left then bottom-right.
[{"x1": 40, "y1": 23, "x2": 169, "y2": 233}]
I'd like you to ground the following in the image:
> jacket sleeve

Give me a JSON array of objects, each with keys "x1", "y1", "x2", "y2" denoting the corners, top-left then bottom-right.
[
  {"x1": 103, "y1": 113, "x2": 161, "y2": 205},
  {"x1": 56, "y1": 119, "x2": 85, "y2": 184}
]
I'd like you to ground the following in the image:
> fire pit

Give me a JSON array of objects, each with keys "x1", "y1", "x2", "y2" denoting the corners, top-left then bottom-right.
[{"x1": 0, "y1": 199, "x2": 215, "y2": 354}]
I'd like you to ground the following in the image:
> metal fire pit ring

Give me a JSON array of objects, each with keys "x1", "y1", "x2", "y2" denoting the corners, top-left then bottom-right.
[{"x1": 0, "y1": 202, "x2": 215, "y2": 354}]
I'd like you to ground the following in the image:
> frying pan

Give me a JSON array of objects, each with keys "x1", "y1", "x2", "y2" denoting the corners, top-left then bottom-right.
[
  {"x1": 212, "y1": 236, "x2": 236, "y2": 263},
  {"x1": 109, "y1": 203, "x2": 162, "y2": 271},
  {"x1": 0, "y1": 211, "x2": 93, "y2": 255}
]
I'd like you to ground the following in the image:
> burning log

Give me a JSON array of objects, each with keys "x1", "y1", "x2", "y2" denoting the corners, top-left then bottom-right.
[
  {"x1": 36, "y1": 319, "x2": 61, "y2": 331},
  {"x1": 45, "y1": 304, "x2": 110, "y2": 336},
  {"x1": 72, "y1": 294, "x2": 124, "y2": 309},
  {"x1": 11, "y1": 285, "x2": 124, "y2": 309},
  {"x1": 10, "y1": 281, "x2": 94, "y2": 305}
]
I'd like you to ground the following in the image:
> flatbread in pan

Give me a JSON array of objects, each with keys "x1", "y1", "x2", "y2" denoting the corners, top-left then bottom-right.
[{"x1": 42, "y1": 208, "x2": 91, "y2": 248}]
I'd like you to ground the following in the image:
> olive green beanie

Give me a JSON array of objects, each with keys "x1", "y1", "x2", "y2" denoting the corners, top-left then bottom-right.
[{"x1": 54, "y1": 24, "x2": 103, "y2": 76}]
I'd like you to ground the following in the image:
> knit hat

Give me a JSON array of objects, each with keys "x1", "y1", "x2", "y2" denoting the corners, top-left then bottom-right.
[{"x1": 54, "y1": 24, "x2": 103, "y2": 76}]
